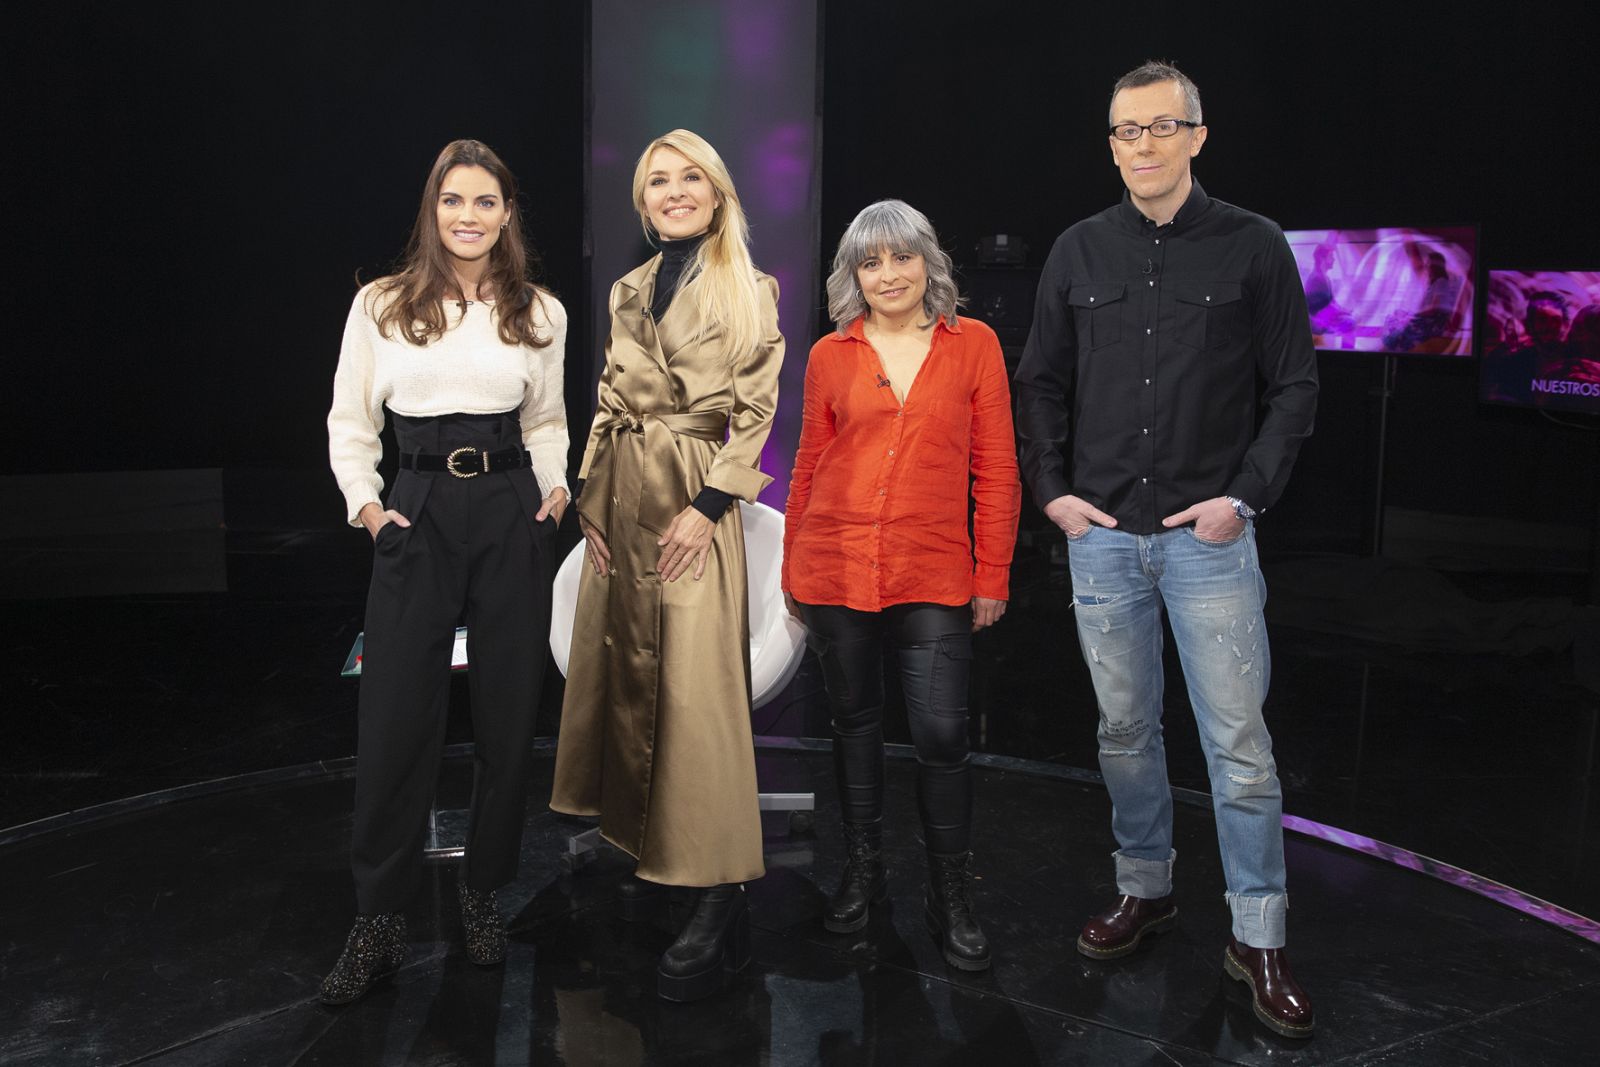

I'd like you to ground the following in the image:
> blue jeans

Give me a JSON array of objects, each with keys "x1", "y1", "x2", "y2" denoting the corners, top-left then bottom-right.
[{"x1": 1067, "y1": 523, "x2": 1287, "y2": 948}]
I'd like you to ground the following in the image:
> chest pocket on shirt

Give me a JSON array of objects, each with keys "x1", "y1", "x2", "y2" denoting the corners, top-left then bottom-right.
[
  {"x1": 1067, "y1": 284, "x2": 1126, "y2": 352},
  {"x1": 1172, "y1": 281, "x2": 1244, "y2": 352},
  {"x1": 918, "y1": 398, "x2": 971, "y2": 471}
]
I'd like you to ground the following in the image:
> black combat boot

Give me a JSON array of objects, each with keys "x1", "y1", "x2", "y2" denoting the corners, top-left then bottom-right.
[
  {"x1": 925, "y1": 851, "x2": 991, "y2": 972},
  {"x1": 656, "y1": 883, "x2": 751, "y2": 1002},
  {"x1": 824, "y1": 821, "x2": 888, "y2": 933},
  {"x1": 319, "y1": 913, "x2": 408, "y2": 1005}
]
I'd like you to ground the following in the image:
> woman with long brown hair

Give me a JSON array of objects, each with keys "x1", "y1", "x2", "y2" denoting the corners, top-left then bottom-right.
[
  {"x1": 551, "y1": 129, "x2": 784, "y2": 1002},
  {"x1": 322, "y1": 139, "x2": 569, "y2": 1004}
]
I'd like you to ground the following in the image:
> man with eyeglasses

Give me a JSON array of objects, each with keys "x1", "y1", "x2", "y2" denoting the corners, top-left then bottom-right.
[{"x1": 1014, "y1": 60, "x2": 1318, "y2": 1039}]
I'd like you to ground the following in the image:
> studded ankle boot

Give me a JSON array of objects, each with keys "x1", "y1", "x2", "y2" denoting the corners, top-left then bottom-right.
[
  {"x1": 319, "y1": 913, "x2": 408, "y2": 1005},
  {"x1": 458, "y1": 883, "x2": 507, "y2": 966},
  {"x1": 825, "y1": 821, "x2": 887, "y2": 933},
  {"x1": 925, "y1": 851, "x2": 991, "y2": 972}
]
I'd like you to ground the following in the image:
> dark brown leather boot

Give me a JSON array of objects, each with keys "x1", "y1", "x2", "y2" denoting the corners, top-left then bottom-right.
[
  {"x1": 1224, "y1": 937, "x2": 1315, "y2": 1038},
  {"x1": 1076, "y1": 894, "x2": 1177, "y2": 959}
]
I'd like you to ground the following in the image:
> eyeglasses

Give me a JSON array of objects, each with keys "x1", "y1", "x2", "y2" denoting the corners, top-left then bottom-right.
[{"x1": 1110, "y1": 119, "x2": 1201, "y2": 141}]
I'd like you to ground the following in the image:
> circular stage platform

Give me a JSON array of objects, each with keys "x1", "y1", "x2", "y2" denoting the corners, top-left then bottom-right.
[{"x1": 4, "y1": 741, "x2": 1596, "y2": 1065}]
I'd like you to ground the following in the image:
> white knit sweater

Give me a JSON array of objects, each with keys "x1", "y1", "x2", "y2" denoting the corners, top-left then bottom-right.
[{"x1": 327, "y1": 283, "x2": 569, "y2": 525}]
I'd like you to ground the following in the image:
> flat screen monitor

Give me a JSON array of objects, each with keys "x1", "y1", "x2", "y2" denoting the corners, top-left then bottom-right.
[
  {"x1": 1479, "y1": 270, "x2": 1600, "y2": 414},
  {"x1": 1283, "y1": 226, "x2": 1477, "y2": 356}
]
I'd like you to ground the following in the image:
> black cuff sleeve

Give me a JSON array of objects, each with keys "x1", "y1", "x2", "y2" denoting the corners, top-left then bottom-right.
[
  {"x1": 690, "y1": 486, "x2": 736, "y2": 522},
  {"x1": 572, "y1": 478, "x2": 585, "y2": 504}
]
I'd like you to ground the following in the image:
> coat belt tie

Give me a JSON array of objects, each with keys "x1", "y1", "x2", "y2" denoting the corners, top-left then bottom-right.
[{"x1": 578, "y1": 409, "x2": 731, "y2": 536}]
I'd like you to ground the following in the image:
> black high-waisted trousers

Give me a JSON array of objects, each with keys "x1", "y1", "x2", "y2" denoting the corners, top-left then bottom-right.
[
  {"x1": 798, "y1": 601, "x2": 973, "y2": 854},
  {"x1": 352, "y1": 411, "x2": 555, "y2": 914}
]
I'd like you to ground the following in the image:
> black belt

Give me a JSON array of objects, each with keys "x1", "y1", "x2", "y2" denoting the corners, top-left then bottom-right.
[{"x1": 400, "y1": 447, "x2": 530, "y2": 479}]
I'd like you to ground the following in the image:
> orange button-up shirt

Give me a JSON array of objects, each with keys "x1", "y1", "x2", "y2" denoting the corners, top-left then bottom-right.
[{"x1": 782, "y1": 315, "x2": 1021, "y2": 611}]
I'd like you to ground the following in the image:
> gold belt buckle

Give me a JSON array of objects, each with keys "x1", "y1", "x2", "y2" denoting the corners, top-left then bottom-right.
[{"x1": 446, "y1": 446, "x2": 483, "y2": 478}]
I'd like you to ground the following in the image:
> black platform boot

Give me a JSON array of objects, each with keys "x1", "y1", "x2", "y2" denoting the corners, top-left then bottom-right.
[
  {"x1": 319, "y1": 913, "x2": 408, "y2": 1005},
  {"x1": 925, "y1": 851, "x2": 991, "y2": 972},
  {"x1": 825, "y1": 821, "x2": 888, "y2": 933},
  {"x1": 618, "y1": 871, "x2": 666, "y2": 922},
  {"x1": 458, "y1": 883, "x2": 506, "y2": 966},
  {"x1": 656, "y1": 884, "x2": 751, "y2": 1002}
]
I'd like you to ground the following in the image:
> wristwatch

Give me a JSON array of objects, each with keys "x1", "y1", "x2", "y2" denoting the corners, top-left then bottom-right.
[{"x1": 1226, "y1": 496, "x2": 1257, "y2": 521}]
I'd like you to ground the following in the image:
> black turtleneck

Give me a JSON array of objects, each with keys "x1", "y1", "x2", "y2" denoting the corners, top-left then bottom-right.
[{"x1": 651, "y1": 233, "x2": 706, "y2": 321}]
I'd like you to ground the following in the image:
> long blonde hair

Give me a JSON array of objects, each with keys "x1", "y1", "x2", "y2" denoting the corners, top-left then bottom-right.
[{"x1": 631, "y1": 129, "x2": 763, "y2": 360}]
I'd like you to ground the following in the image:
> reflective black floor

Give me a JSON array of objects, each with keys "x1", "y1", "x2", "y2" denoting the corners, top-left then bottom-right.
[
  {"x1": 4, "y1": 510, "x2": 1600, "y2": 1064},
  {"x1": 5, "y1": 748, "x2": 1598, "y2": 1066}
]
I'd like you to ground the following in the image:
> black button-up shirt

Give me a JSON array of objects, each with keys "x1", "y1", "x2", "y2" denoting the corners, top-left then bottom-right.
[{"x1": 1014, "y1": 180, "x2": 1318, "y2": 534}]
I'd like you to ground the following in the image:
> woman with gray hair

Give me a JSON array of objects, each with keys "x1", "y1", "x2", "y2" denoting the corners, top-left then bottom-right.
[{"x1": 782, "y1": 199, "x2": 1020, "y2": 970}]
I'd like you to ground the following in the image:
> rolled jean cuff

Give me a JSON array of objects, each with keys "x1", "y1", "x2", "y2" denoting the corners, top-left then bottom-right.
[
  {"x1": 1227, "y1": 891, "x2": 1287, "y2": 949},
  {"x1": 1113, "y1": 848, "x2": 1175, "y2": 899}
]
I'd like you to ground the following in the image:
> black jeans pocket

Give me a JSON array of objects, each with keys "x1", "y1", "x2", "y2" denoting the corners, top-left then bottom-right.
[{"x1": 927, "y1": 632, "x2": 974, "y2": 713}]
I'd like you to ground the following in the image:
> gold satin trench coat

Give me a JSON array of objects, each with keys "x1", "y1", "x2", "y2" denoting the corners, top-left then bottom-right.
[{"x1": 551, "y1": 256, "x2": 784, "y2": 886}]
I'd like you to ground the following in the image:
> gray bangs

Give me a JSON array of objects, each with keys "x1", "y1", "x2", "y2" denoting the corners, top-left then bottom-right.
[{"x1": 826, "y1": 199, "x2": 963, "y2": 334}]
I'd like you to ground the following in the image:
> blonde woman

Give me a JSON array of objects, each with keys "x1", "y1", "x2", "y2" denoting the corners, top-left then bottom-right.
[{"x1": 551, "y1": 129, "x2": 784, "y2": 1002}]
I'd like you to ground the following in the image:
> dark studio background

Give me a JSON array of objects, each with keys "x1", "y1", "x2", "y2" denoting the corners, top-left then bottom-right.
[
  {"x1": 3, "y1": 0, "x2": 1598, "y2": 920},
  {"x1": 1, "y1": 0, "x2": 590, "y2": 501},
  {"x1": 3, "y1": 0, "x2": 1595, "y2": 555}
]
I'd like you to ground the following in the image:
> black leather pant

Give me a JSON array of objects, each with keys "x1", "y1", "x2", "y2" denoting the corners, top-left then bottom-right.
[{"x1": 799, "y1": 601, "x2": 973, "y2": 854}]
